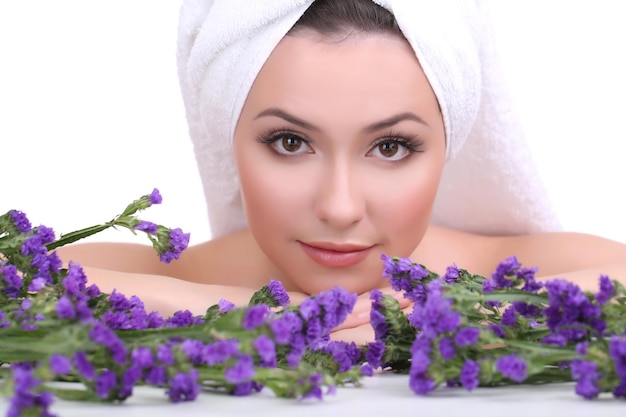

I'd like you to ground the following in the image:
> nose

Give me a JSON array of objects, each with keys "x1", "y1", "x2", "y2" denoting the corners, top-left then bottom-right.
[{"x1": 314, "y1": 162, "x2": 365, "y2": 229}]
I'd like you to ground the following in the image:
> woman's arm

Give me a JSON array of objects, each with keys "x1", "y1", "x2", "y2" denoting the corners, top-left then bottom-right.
[{"x1": 78, "y1": 266, "x2": 257, "y2": 317}]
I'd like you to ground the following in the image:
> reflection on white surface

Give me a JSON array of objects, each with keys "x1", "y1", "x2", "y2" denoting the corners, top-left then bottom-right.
[{"x1": 1, "y1": 374, "x2": 624, "y2": 417}]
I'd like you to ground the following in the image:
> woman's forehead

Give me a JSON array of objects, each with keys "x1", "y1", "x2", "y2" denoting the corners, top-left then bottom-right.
[{"x1": 242, "y1": 33, "x2": 439, "y2": 121}]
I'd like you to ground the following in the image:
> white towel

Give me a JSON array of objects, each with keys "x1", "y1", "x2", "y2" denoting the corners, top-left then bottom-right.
[{"x1": 177, "y1": 0, "x2": 561, "y2": 239}]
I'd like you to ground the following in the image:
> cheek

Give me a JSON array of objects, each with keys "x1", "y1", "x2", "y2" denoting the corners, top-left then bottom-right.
[
  {"x1": 235, "y1": 148, "x2": 313, "y2": 236},
  {"x1": 367, "y1": 157, "x2": 444, "y2": 253}
]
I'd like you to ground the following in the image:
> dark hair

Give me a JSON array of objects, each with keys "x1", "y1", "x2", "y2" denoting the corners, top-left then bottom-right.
[{"x1": 289, "y1": 0, "x2": 402, "y2": 38}]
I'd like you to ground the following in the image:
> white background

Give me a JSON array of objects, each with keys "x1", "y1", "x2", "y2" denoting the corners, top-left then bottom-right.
[{"x1": 1, "y1": 1, "x2": 625, "y2": 246}]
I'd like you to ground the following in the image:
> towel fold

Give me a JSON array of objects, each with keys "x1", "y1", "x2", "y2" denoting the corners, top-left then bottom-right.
[{"x1": 177, "y1": 0, "x2": 561, "y2": 239}]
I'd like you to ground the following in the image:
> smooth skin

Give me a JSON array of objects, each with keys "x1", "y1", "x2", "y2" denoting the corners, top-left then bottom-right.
[{"x1": 57, "y1": 32, "x2": 626, "y2": 344}]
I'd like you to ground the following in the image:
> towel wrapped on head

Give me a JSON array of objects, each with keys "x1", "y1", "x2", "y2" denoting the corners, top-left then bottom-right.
[{"x1": 177, "y1": 0, "x2": 561, "y2": 239}]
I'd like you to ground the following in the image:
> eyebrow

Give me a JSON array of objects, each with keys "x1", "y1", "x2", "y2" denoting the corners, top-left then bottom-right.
[{"x1": 254, "y1": 108, "x2": 429, "y2": 132}]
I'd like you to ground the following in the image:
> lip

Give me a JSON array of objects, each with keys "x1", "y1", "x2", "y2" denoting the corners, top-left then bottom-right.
[{"x1": 298, "y1": 241, "x2": 374, "y2": 268}]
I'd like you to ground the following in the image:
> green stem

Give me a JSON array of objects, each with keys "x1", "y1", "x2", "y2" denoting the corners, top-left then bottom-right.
[{"x1": 47, "y1": 223, "x2": 114, "y2": 250}]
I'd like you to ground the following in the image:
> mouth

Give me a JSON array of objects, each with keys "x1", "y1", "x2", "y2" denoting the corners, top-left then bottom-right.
[{"x1": 298, "y1": 241, "x2": 374, "y2": 268}]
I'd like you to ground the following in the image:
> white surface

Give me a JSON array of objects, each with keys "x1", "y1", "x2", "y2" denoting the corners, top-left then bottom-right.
[
  {"x1": 1, "y1": 1, "x2": 626, "y2": 245},
  {"x1": 1, "y1": 374, "x2": 624, "y2": 417}
]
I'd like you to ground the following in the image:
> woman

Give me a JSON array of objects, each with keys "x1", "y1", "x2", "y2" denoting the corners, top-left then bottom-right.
[{"x1": 57, "y1": 0, "x2": 626, "y2": 342}]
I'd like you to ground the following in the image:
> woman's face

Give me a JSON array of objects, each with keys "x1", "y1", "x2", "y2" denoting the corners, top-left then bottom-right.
[{"x1": 233, "y1": 32, "x2": 446, "y2": 295}]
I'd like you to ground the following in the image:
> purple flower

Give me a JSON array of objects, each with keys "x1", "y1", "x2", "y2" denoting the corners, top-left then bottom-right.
[
  {"x1": 232, "y1": 381, "x2": 263, "y2": 396},
  {"x1": 27, "y1": 277, "x2": 47, "y2": 293},
  {"x1": 596, "y1": 275, "x2": 615, "y2": 305},
  {"x1": 62, "y1": 261, "x2": 88, "y2": 297},
  {"x1": 167, "y1": 369, "x2": 200, "y2": 403},
  {"x1": 95, "y1": 370, "x2": 117, "y2": 399},
  {"x1": 314, "y1": 286, "x2": 356, "y2": 331},
  {"x1": 131, "y1": 347, "x2": 154, "y2": 369},
  {"x1": 56, "y1": 295, "x2": 76, "y2": 319},
  {"x1": 360, "y1": 364, "x2": 374, "y2": 377},
  {"x1": 159, "y1": 228, "x2": 190, "y2": 263},
  {"x1": 145, "y1": 366, "x2": 167, "y2": 386},
  {"x1": 544, "y1": 279, "x2": 605, "y2": 342},
  {"x1": 224, "y1": 354, "x2": 256, "y2": 384},
  {"x1": 518, "y1": 266, "x2": 542, "y2": 293},
  {"x1": 9, "y1": 210, "x2": 32, "y2": 233},
  {"x1": 164, "y1": 310, "x2": 203, "y2": 328},
  {"x1": 460, "y1": 359, "x2": 481, "y2": 391},
  {"x1": 269, "y1": 316, "x2": 293, "y2": 345},
  {"x1": 89, "y1": 322, "x2": 128, "y2": 365},
  {"x1": 496, "y1": 354, "x2": 527, "y2": 383},
  {"x1": 443, "y1": 263, "x2": 460, "y2": 284},
  {"x1": 149, "y1": 188, "x2": 162, "y2": 205},
  {"x1": 501, "y1": 307, "x2": 517, "y2": 327},
  {"x1": 268, "y1": 279, "x2": 290, "y2": 306},
  {"x1": 512, "y1": 301, "x2": 541, "y2": 318},
  {"x1": 242, "y1": 304, "x2": 269, "y2": 330},
  {"x1": 73, "y1": 351, "x2": 95, "y2": 380},
  {"x1": 570, "y1": 359, "x2": 602, "y2": 399},
  {"x1": 609, "y1": 336, "x2": 626, "y2": 382},
  {"x1": 7, "y1": 363, "x2": 54, "y2": 417},
  {"x1": 1, "y1": 264, "x2": 22, "y2": 298},
  {"x1": 320, "y1": 341, "x2": 361, "y2": 373},
  {"x1": 381, "y1": 254, "x2": 398, "y2": 278},
  {"x1": 439, "y1": 337, "x2": 456, "y2": 360},
  {"x1": 218, "y1": 298, "x2": 235, "y2": 313},
  {"x1": 454, "y1": 327, "x2": 480, "y2": 347},
  {"x1": 369, "y1": 289, "x2": 389, "y2": 341},
  {"x1": 134, "y1": 221, "x2": 158, "y2": 235},
  {"x1": 408, "y1": 278, "x2": 460, "y2": 339},
  {"x1": 253, "y1": 335, "x2": 277, "y2": 368},
  {"x1": 180, "y1": 339, "x2": 205, "y2": 365},
  {"x1": 119, "y1": 365, "x2": 142, "y2": 399},
  {"x1": 410, "y1": 334, "x2": 432, "y2": 374},
  {"x1": 49, "y1": 354, "x2": 71, "y2": 375},
  {"x1": 299, "y1": 298, "x2": 320, "y2": 320},
  {"x1": 305, "y1": 318, "x2": 323, "y2": 344},
  {"x1": 109, "y1": 290, "x2": 130, "y2": 311},
  {"x1": 409, "y1": 372, "x2": 436, "y2": 396},
  {"x1": 204, "y1": 339, "x2": 239, "y2": 366},
  {"x1": 491, "y1": 256, "x2": 521, "y2": 289},
  {"x1": 365, "y1": 341, "x2": 385, "y2": 369},
  {"x1": 156, "y1": 345, "x2": 175, "y2": 365}
]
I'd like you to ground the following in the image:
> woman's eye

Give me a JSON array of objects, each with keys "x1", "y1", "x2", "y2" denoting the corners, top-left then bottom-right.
[
  {"x1": 270, "y1": 134, "x2": 312, "y2": 155},
  {"x1": 368, "y1": 140, "x2": 411, "y2": 161}
]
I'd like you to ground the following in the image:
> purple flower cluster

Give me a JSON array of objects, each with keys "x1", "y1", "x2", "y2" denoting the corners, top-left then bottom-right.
[
  {"x1": 609, "y1": 336, "x2": 626, "y2": 397},
  {"x1": 570, "y1": 359, "x2": 602, "y2": 399},
  {"x1": 102, "y1": 289, "x2": 165, "y2": 330},
  {"x1": 496, "y1": 354, "x2": 528, "y2": 383},
  {"x1": 7, "y1": 363, "x2": 55, "y2": 417},
  {"x1": 542, "y1": 279, "x2": 605, "y2": 346},
  {"x1": 381, "y1": 254, "x2": 429, "y2": 302},
  {"x1": 268, "y1": 279, "x2": 290, "y2": 307},
  {"x1": 482, "y1": 256, "x2": 542, "y2": 295},
  {"x1": 369, "y1": 289, "x2": 388, "y2": 341},
  {"x1": 19, "y1": 225, "x2": 62, "y2": 288},
  {"x1": 408, "y1": 279, "x2": 460, "y2": 339},
  {"x1": 134, "y1": 220, "x2": 158, "y2": 235},
  {"x1": 8, "y1": 210, "x2": 32, "y2": 234},
  {"x1": 56, "y1": 261, "x2": 100, "y2": 321},
  {"x1": 1, "y1": 264, "x2": 22, "y2": 299},
  {"x1": 159, "y1": 227, "x2": 191, "y2": 264}
]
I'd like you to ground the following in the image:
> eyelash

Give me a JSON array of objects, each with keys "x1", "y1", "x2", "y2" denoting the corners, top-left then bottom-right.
[
  {"x1": 256, "y1": 128, "x2": 424, "y2": 160},
  {"x1": 371, "y1": 132, "x2": 425, "y2": 155}
]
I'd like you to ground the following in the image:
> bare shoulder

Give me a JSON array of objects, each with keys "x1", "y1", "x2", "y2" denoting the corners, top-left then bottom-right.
[{"x1": 414, "y1": 225, "x2": 626, "y2": 280}]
